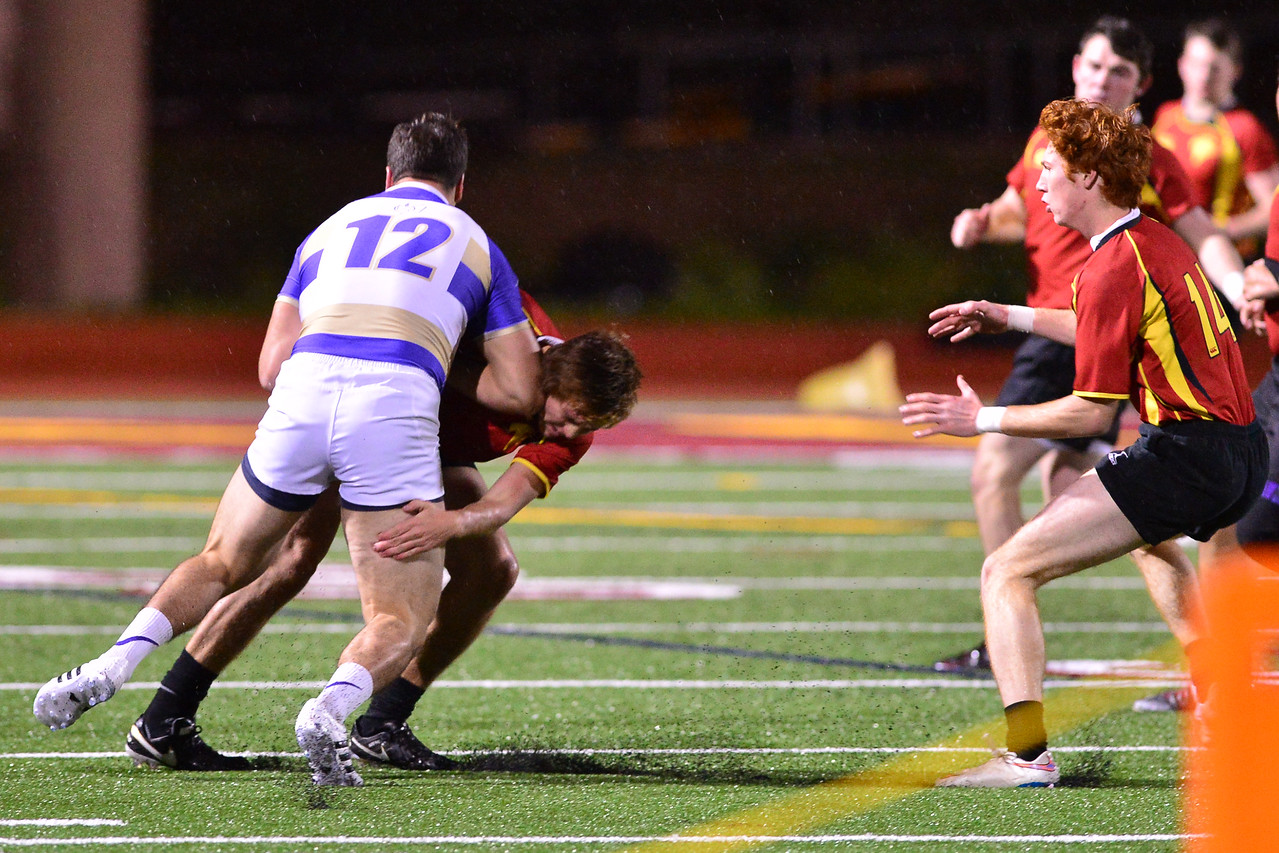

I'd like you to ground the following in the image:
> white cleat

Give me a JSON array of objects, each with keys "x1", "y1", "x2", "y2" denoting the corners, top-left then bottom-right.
[
  {"x1": 33, "y1": 658, "x2": 126, "y2": 730},
  {"x1": 936, "y1": 749, "x2": 1059, "y2": 788},
  {"x1": 295, "y1": 698, "x2": 363, "y2": 787}
]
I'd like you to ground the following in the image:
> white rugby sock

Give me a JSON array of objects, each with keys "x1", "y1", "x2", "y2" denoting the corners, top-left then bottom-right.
[
  {"x1": 102, "y1": 607, "x2": 174, "y2": 680},
  {"x1": 317, "y1": 662, "x2": 374, "y2": 724}
]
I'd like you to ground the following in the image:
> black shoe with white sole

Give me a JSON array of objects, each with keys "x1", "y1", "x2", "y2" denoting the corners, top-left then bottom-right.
[
  {"x1": 125, "y1": 715, "x2": 252, "y2": 771},
  {"x1": 349, "y1": 718, "x2": 458, "y2": 771}
]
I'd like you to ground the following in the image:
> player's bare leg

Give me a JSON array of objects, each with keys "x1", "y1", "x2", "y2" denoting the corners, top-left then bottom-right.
[
  {"x1": 186, "y1": 488, "x2": 341, "y2": 671},
  {"x1": 981, "y1": 470, "x2": 1143, "y2": 705},
  {"x1": 296, "y1": 505, "x2": 445, "y2": 786},
  {"x1": 937, "y1": 434, "x2": 1082, "y2": 672},
  {"x1": 349, "y1": 466, "x2": 519, "y2": 770},
  {"x1": 938, "y1": 471, "x2": 1144, "y2": 789},
  {"x1": 34, "y1": 467, "x2": 301, "y2": 731}
]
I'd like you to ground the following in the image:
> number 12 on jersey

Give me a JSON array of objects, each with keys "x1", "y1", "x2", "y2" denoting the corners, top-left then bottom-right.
[{"x1": 345, "y1": 215, "x2": 453, "y2": 280}]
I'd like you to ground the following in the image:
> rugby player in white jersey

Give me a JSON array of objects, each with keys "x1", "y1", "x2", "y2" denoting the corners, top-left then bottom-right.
[{"x1": 31, "y1": 113, "x2": 542, "y2": 787}]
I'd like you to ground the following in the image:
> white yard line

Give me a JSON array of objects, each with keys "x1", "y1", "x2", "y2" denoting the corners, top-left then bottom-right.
[
  {"x1": 0, "y1": 566, "x2": 1156, "y2": 592},
  {"x1": 0, "y1": 832, "x2": 1196, "y2": 846},
  {"x1": 0, "y1": 745, "x2": 1189, "y2": 761},
  {"x1": 0, "y1": 620, "x2": 1174, "y2": 635},
  {"x1": 0, "y1": 678, "x2": 1186, "y2": 691}
]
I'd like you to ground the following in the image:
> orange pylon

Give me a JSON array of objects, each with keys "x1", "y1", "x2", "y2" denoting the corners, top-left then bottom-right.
[{"x1": 1184, "y1": 549, "x2": 1279, "y2": 852}]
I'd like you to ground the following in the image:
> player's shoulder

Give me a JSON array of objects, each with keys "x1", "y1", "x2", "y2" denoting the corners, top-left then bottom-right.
[{"x1": 1151, "y1": 100, "x2": 1182, "y2": 126}]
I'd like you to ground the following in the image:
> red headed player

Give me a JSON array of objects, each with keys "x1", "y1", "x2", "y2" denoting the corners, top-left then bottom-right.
[
  {"x1": 903, "y1": 97, "x2": 1266, "y2": 788},
  {"x1": 938, "y1": 16, "x2": 1259, "y2": 678}
]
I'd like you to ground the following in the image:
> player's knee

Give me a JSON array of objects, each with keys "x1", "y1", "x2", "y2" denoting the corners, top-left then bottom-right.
[
  {"x1": 970, "y1": 445, "x2": 1028, "y2": 498},
  {"x1": 488, "y1": 552, "x2": 520, "y2": 602},
  {"x1": 980, "y1": 548, "x2": 1040, "y2": 597}
]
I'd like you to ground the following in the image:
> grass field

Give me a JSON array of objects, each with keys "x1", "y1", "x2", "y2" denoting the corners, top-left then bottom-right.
[{"x1": 0, "y1": 440, "x2": 1197, "y2": 851}]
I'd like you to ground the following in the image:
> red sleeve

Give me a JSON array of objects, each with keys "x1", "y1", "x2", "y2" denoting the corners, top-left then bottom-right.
[
  {"x1": 512, "y1": 433, "x2": 592, "y2": 495},
  {"x1": 1072, "y1": 244, "x2": 1142, "y2": 401},
  {"x1": 1231, "y1": 110, "x2": 1279, "y2": 175},
  {"x1": 1264, "y1": 188, "x2": 1279, "y2": 356},
  {"x1": 1145, "y1": 142, "x2": 1197, "y2": 223},
  {"x1": 519, "y1": 290, "x2": 564, "y2": 345}
]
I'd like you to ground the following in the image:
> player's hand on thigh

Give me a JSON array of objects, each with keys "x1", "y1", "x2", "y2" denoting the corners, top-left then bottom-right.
[{"x1": 373, "y1": 500, "x2": 457, "y2": 561}]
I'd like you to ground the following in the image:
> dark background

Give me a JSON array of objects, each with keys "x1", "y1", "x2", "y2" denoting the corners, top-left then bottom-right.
[{"x1": 100, "y1": 2, "x2": 1279, "y2": 317}]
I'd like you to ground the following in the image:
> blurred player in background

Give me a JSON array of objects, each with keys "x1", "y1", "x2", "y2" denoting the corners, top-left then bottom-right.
[
  {"x1": 903, "y1": 98, "x2": 1266, "y2": 788},
  {"x1": 1221, "y1": 72, "x2": 1279, "y2": 570},
  {"x1": 1152, "y1": 19, "x2": 1279, "y2": 261},
  {"x1": 123, "y1": 292, "x2": 641, "y2": 773},
  {"x1": 1135, "y1": 24, "x2": 1279, "y2": 713},
  {"x1": 939, "y1": 16, "x2": 1258, "y2": 677}
]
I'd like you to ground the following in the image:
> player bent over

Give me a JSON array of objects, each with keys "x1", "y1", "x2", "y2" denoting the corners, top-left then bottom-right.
[
  {"x1": 900, "y1": 98, "x2": 1267, "y2": 788},
  {"x1": 122, "y1": 295, "x2": 639, "y2": 772},
  {"x1": 32, "y1": 113, "x2": 543, "y2": 787}
]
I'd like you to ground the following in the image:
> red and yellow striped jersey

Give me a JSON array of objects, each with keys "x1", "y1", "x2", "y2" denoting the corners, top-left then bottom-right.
[{"x1": 1073, "y1": 215, "x2": 1254, "y2": 426}]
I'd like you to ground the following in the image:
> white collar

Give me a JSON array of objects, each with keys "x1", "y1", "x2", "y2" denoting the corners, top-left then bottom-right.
[{"x1": 1091, "y1": 209, "x2": 1141, "y2": 250}]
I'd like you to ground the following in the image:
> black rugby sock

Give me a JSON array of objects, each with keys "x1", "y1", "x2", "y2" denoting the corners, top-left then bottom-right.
[
  {"x1": 358, "y1": 677, "x2": 426, "y2": 733},
  {"x1": 144, "y1": 650, "x2": 218, "y2": 725}
]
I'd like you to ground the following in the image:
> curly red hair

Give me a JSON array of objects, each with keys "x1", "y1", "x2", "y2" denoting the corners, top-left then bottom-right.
[{"x1": 1038, "y1": 98, "x2": 1152, "y2": 209}]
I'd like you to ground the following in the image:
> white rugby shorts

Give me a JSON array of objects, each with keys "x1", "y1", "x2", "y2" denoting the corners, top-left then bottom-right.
[{"x1": 244, "y1": 352, "x2": 443, "y2": 510}]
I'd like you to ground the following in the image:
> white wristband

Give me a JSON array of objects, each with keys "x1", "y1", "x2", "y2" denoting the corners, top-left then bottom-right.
[
  {"x1": 975, "y1": 406, "x2": 1007, "y2": 434},
  {"x1": 1005, "y1": 305, "x2": 1034, "y2": 333},
  {"x1": 1218, "y1": 270, "x2": 1245, "y2": 308}
]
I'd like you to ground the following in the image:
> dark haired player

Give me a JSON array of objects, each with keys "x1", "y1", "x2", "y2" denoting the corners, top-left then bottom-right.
[
  {"x1": 33, "y1": 112, "x2": 543, "y2": 787},
  {"x1": 123, "y1": 290, "x2": 642, "y2": 774}
]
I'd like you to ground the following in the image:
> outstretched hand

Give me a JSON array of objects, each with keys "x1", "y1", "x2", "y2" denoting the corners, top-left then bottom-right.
[
  {"x1": 899, "y1": 375, "x2": 985, "y2": 438},
  {"x1": 927, "y1": 300, "x2": 1010, "y2": 343},
  {"x1": 372, "y1": 499, "x2": 457, "y2": 561}
]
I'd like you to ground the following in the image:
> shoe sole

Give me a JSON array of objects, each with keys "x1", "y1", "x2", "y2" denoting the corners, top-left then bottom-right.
[
  {"x1": 298, "y1": 725, "x2": 363, "y2": 787},
  {"x1": 296, "y1": 703, "x2": 363, "y2": 787},
  {"x1": 33, "y1": 666, "x2": 118, "y2": 730},
  {"x1": 125, "y1": 721, "x2": 176, "y2": 770}
]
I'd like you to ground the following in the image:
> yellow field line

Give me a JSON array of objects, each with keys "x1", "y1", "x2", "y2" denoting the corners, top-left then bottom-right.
[
  {"x1": 518, "y1": 506, "x2": 978, "y2": 537},
  {"x1": 0, "y1": 418, "x2": 255, "y2": 446},
  {"x1": 0, "y1": 490, "x2": 977, "y2": 538},
  {"x1": 626, "y1": 638, "x2": 1185, "y2": 851},
  {"x1": 0, "y1": 487, "x2": 220, "y2": 509},
  {"x1": 670, "y1": 412, "x2": 974, "y2": 447}
]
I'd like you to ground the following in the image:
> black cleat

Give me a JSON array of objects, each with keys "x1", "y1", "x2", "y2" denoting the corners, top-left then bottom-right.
[
  {"x1": 933, "y1": 643, "x2": 991, "y2": 673},
  {"x1": 125, "y1": 716, "x2": 253, "y2": 771},
  {"x1": 348, "y1": 718, "x2": 458, "y2": 771}
]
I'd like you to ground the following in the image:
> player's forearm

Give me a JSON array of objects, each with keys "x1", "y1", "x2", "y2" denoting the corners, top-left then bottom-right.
[
  {"x1": 1025, "y1": 307, "x2": 1076, "y2": 346},
  {"x1": 1224, "y1": 206, "x2": 1271, "y2": 242},
  {"x1": 258, "y1": 300, "x2": 302, "y2": 390},
  {"x1": 451, "y1": 468, "x2": 541, "y2": 538},
  {"x1": 982, "y1": 192, "x2": 1028, "y2": 243},
  {"x1": 993, "y1": 395, "x2": 1118, "y2": 439}
]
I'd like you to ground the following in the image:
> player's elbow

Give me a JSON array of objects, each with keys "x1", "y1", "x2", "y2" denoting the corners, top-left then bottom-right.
[{"x1": 499, "y1": 384, "x2": 543, "y2": 420}]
